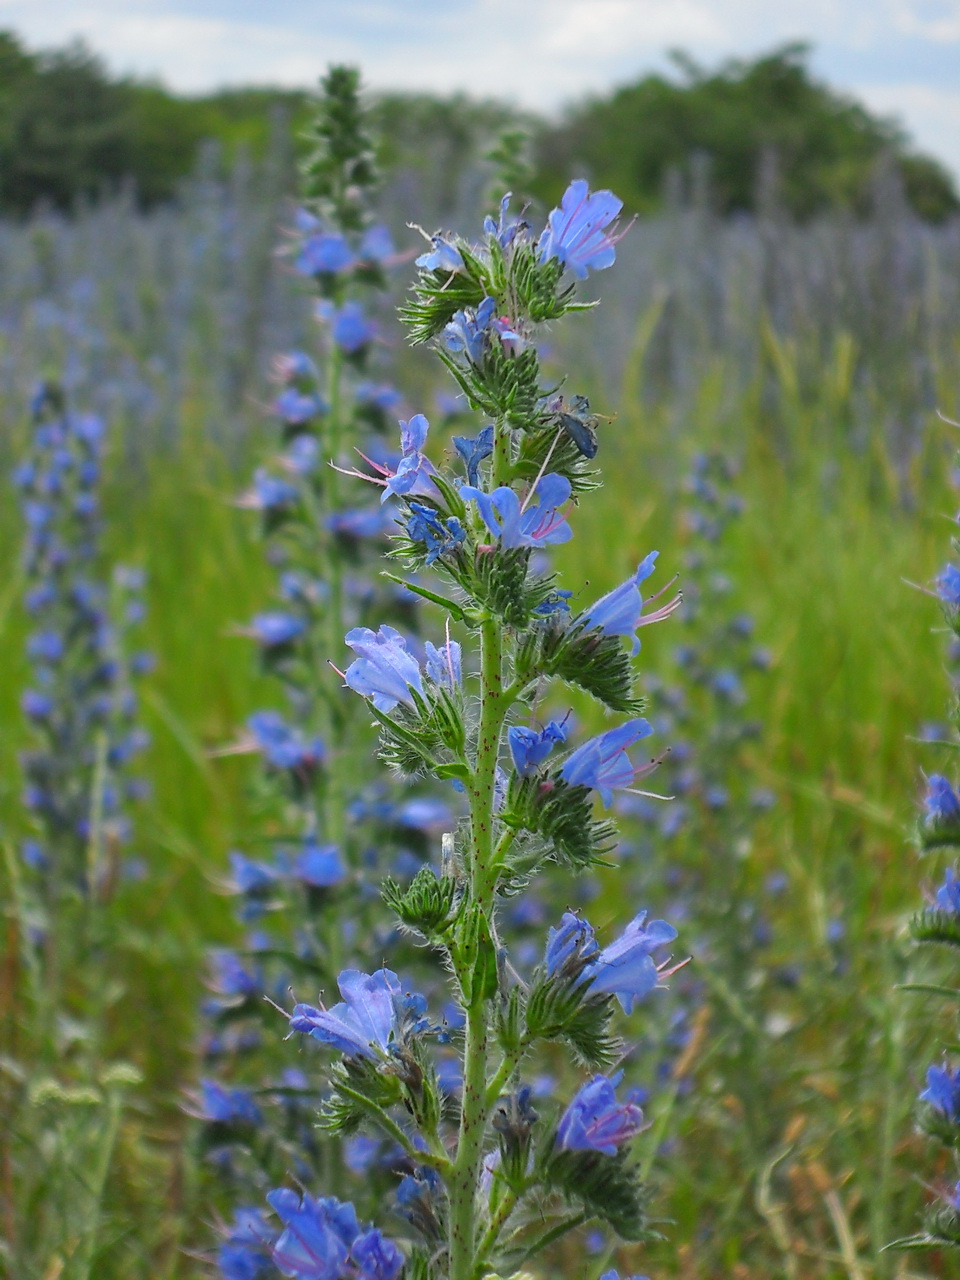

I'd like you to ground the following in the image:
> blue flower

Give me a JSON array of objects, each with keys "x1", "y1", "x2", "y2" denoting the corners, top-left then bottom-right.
[
  {"x1": 247, "y1": 712, "x2": 325, "y2": 771},
  {"x1": 587, "y1": 911, "x2": 679, "y2": 1012},
  {"x1": 545, "y1": 911, "x2": 598, "y2": 976},
  {"x1": 416, "y1": 233, "x2": 464, "y2": 274},
  {"x1": 359, "y1": 225, "x2": 395, "y2": 263},
  {"x1": 935, "y1": 867, "x2": 960, "y2": 913},
  {"x1": 218, "y1": 1207, "x2": 276, "y2": 1280},
  {"x1": 406, "y1": 503, "x2": 465, "y2": 563},
  {"x1": 461, "y1": 473, "x2": 572, "y2": 549},
  {"x1": 556, "y1": 1073, "x2": 645, "y2": 1155},
  {"x1": 581, "y1": 551, "x2": 680, "y2": 654},
  {"x1": 248, "y1": 613, "x2": 306, "y2": 649},
  {"x1": 327, "y1": 507, "x2": 393, "y2": 540},
  {"x1": 424, "y1": 639, "x2": 462, "y2": 690},
  {"x1": 560, "y1": 719, "x2": 654, "y2": 806},
  {"x1": 538, "y1": 179, "x2": 624, "y2": 279},
  {"x1": 289, "y1": 967, "x2": 409, "y2": 1059},
  {"x1": 344, "y1": 625, "x2": 424, "y2": 712},
  {"x1": 600, "y1": 1272, "x2": 650, "y2": 1280},
  {"x1": 199, "y1": 1079, "x2": 262, "y2": 1126},
  {"x1": 316, "y1": 300, "x2": 376, "y2": 353},
  {"x1": 484, "y1": 192, "x2": 525, "y2": 249},
  {"x1": 244, "y1": 471, "x2": 300, "y2": 514},
  {"x1": 274, "y1": 388, "x2": 326, "y2": 424},
  {"x1": 381, "y1": 414, "x2": 440, "y2": 503},
  {"x1": 283, "y1": 435, "x2": 320, "y2": 475},
  {"x1": 935, "y1": 564, "x2": 960, "y2": 606},
  {"x1": 453, "y1": 426, "x2": 494, "y2": 487},
  {"x1": 274, "y1": 350, "x2": 319, "y2": 384},
  {"x1": 294, "y1": 842, "x2": 346, "y2": 888},
  {"x1": 533, "y1": 587, "x2": 574, "y2": 617},
  {"x1": 509, "y1": 720, "x2": 568, "y2": 776},
  {"x1": 444, "y1": 297, "x2": 496, "y2": 365},
  {"x1": 267, "y1": 1188, "x2": 356, "y2": 1279},
  {"x1": 920, "y1": 1063, "x2": 960, "y2": 1121},
  {"x1": 349, "y1": 1229, "x2": 404, "y2": 1280},
  {"x1": 296, "y1": 229, "x2": 355, "y2": 277},
  {"x1": 925, "y1": 774, "x2": 960, "y2": 823}
]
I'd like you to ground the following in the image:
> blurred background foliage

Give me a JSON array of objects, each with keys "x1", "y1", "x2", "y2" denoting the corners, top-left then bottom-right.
[{"x1": 0, "y1": 29, "x2": 955, "y2": 223}]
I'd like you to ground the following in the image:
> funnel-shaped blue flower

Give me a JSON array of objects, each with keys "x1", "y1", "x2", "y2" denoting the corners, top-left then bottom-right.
[
  {"x1": 290, "y1": 967, "x2": 403, "y2": 1059},
  {"x1": 344, "y1": 625, "x2": 424, "y2": 712},
  {"x1": 556, "y1": 1072, "x2": 645, "y2": 1155},
  {"x1": 560, "y1": 719, "x2": 654, "y2": 806},
  {"x1": 920, "y1": 1063, "x2": 960, "y2": 1121},
  {"x1": 461, "y1": 473, "x2": 572, "y2": 549},
  {"x1": 582, "y1": 551, "x2": 680, "y2": 654},
  {"x1": 509, "y1": 720, "x2": 568, "y2": 777},
  {"x1": 538, "y1": 179, "x2": 624, "y2": 279},
  {"x1": 588, "y1": 911, "x2": 679, "y2": 1012}
]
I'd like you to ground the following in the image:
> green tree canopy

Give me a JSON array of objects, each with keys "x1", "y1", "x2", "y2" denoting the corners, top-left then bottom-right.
[{"x1": 531, "y1": 43, "x2": 958, "y2": 221}]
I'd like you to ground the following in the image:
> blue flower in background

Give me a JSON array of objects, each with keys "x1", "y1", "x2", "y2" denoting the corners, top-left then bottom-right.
[
  {"x1": 538, "y1": 179, "x2": 624, "y2": 279},
  {"x1": 561, "y1": 719, "x2": 654, "y2": 806},
  {"x1": 294, "y1": 842, "x2": 346, "y2": 888},
  {"x1": 199, "y1": 1079, "x2": 262, "y2": 1126},
  {"x1": 461, "y1": 473, "x2": 572, "y2": 549},
  {"x1": 218, "y1": 1207, "x2": 276, "y2": 1280},
  {"x1": 359, "y1": 225, "x2": 395, "y2": 263},
  {"x1": 545, "y1": 911, "x2": 598, "y2": 976},
  {"x1": 582, "y1": 551, "x2": 681, "y2": 654},
  {"x1": 509, "y1": 720, "x2": 568, "y2": 776},
  {"x1": 316, "y1": 300, "x2": 376, "y2": 353},
  {"x1": 349, "y1": 1228, "x2": 404, "y2": 1279},
  {"x1": 267, "y1": 1188, "x2": 355, "y2": 1279},
  {"x1": 920, "y1": 1063, "x2": 960, "y2": 1121},
  {"x1": 289, "y1": 967, "x2": 410, "y2": 1059},
  {"x1": 344, "y1": 624, "x2": 424, "y2": 712},
  {"x1": 935, "y1": 563, "x2": 960, "y2": 606},
  {"x1": 296, "y1": 228, "x2": 355, "y2": 277},
  {"x1": 244, "y1": 471, "x2": 300, "y2": 514},
  {"x1": 925, "y1": 773, "x2": 960, "y2": 824},
  {"x1": 556, "y1": 1073, "x2": 645, "y2": 1155},
  {"x1": 935, "y1": 867, "x2": 960, "y2": 913},
  {"x1": 274, "y1": 388, "x2": 326, "y2": 424},
  {"x1": 247, "y1": 613, "x2": 306, "y2": 649},
  {"x1": 247, "y1": 712, "x2": 325, "y2": 771}
]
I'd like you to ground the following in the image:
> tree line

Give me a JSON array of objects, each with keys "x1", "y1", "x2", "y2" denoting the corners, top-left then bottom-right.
[{"x1": 0, "y1": 31, "x2": 955, "y2": 221}]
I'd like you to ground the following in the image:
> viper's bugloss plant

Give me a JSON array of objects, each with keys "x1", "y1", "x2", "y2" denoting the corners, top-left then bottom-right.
[
  {"x1": 2, "y1": 379, "x2": 149, "y2": 1278},
  {"x1": 894, "y1": 442, "x2": 960, "y2": 1252},
  {"x1": 221, "y1": 155, "x2": 688, "y2": 1279},
  {"x1": 200, "y1": 68, "x2": 459, "y2": 1223}
]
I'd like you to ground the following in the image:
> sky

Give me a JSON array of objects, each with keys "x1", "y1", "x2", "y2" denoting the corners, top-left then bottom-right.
[{"x1": 5, "y1": 0, "x2": 960, "y2": 180}]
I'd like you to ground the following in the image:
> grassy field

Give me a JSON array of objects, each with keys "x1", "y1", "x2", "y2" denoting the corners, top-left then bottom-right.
[{"x1": 2, "y1": 166, "x2": 960, "y2": 1278}]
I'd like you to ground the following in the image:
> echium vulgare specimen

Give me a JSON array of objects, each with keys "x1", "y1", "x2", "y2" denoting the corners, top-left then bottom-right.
[
  {"x1": 201, "y1": 68, "x2": 458, "y2": 1221},
  {"x1": 226, "y1": 178, "x2": 687, "y2": 1279},
  {"x1": 894, "y1": 440, "x2": 960, "y2": 1252},
  {"x1": 13, "y1": 380, "x2": 149, "y2": 951}
]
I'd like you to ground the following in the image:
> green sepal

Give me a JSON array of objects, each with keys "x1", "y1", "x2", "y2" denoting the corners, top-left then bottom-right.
[
  {"x1": 512, "y1": 420, "x2": 600, "y2": 495},
  {"x1": 911, "y1": 907, "x2": 960, "y2": 947},
  {"x1": 502, "y1": 773, "x2": 618, "y2": 869},
  {"x1": 456, "y1": 903, "x2": 499, "y2": 1004},
  {"x1": 400, "y1": 245, "x2": 488, "y2": 343},
  {"x1": 921, "y1": 1201, "x2": 960, "y2": 1246},
  {"x1": 918, "y1": 1099, "x2": 960, "y2": 1147},
  {"x1": 382, "y1": 866, "x2": 458, "y2": 937},
  {"x1": 919, "y1": 814, "x2": 960, "y2": 851},
  {"x1": 540, "y1": 1142, "x2": 652, "y2": 1241},
  {"x1": 318, "y1": 1056, "x2": 402, "y2": 1134},
  {"x1": 525, "y1": 975, "x2": 620, "y2": 1071},
  {"x1": 429, "y1": 470, "x2": 468, "y2": 519},
  {"x1": 507, "y1": 244, "x2": 575, "y2": 324},
  {"x1": 517, "y1": 618, "x2": 643, "y2": 715},
  {"x1": 495, "y1": 987, "x2": 527, "y2": 1058}
]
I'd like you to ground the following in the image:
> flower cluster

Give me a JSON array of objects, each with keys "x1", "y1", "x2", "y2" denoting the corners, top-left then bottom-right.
[
  {"x1": 14, "y1": 380, "x2": 150, "y2": 905},
  {"x1": 214, "y1": 146, "x2": 692, "y2": 1279}
]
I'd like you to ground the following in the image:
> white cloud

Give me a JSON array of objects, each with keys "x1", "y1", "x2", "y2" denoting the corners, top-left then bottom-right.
[{"x1": 856, "y1": 81, "x2": 960, "y2": 178}]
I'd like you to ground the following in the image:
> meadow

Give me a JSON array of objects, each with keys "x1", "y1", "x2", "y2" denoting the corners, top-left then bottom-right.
[{"x1": 2, "y1": 137, "x2": 960, "y2": 1280}]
